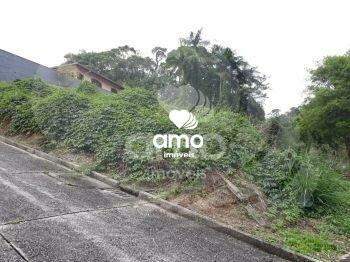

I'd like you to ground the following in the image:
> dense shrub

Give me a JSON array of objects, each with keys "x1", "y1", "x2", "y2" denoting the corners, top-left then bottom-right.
[
  {"x1": 0, "y1": 79, "x2": 50, "y2": 133},
  {"x1": 198, "y1": 110, "x2": 264, "y2": 170},
  {"x1": 76, "y1": 81, "x2": 98, "y2": 94},
  {"x1": 246, "y1": 149, "x2": 296, "y2": 202},
  {"x1": 34, "y1": 89, "x2": 90, "y2": 141},
  {"x1": 294, "y1": 157, "x2": 350, "y2": 214},
  {"x1": 66, "y1": 88, "x2": 172, "y2": 162},
  {"x1": 94, "y1": 107, "x2": 171, "y2": 170},
  {"x1": 2, "y1": 80, "x2": 264, "y2": 177},
  {"x1": 13, "y1": 78, "x2": 50, "y2": 96},
  {"x1": 9, "y1": 103, "x2": 38, "y2": 134},
  {"x1": 62, "y1": 87, "x2": 172, "y2": 174},
  {"x1": 248, "y1": 148, "x2": 350, "y2": 216},
  {"x1": 94, "y1": 134, "x2": 125, "y2": 170},
  {"x1": 0, "y1": 87, "x2": 30, "y2": 121},
  {"x1": 116, "y1": 87, "x2": 158, "y2": 109},
  {"x1": 66, "y1": 106, "x2": 118, "y2": 153}
]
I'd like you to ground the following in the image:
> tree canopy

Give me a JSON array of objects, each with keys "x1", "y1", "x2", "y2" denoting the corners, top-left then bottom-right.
[
  {"x1": 64, "y1": 30, "x2": 267, "y2": 119},
  {"x1": 297, "y1": 53, "x2": 350, "y2": 159}
]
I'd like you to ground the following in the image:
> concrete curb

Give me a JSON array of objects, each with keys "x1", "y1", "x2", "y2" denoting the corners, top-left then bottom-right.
[
  {"x1": 0, "y1": 135, "x2": 321, "y2": 262},
  {"x1": 138, "y1": 192, "x2": 319, "y2": 262}
]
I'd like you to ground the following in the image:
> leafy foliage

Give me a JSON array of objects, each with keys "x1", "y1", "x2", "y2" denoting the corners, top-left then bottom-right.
[
  {"x1": 76, "y1": 80, "x2": 98, "y2": 94},
  {"x1": 0, "y1": 79, "x2": 53, "y2": 134},
  {"x1": 12, "y1": 78, "x2": 50, "y2": 96},
  {"x1": 0, "y1": 86, "x2": 29, "y2": 121},
  {"x1": 34, "y1": 89, "x2": 90, "y2": 141},
  {"x1": 9, "y1": 103, "x2": 38, "y2": 134},
  {"x1": 281, "y1": 229, "x2": 337, "y2": 254},
  {"x1": 0, "y1": 29, "x2": 349, "y2": 259},
  {"x1": 247, "y1": 148, "x2": 350, "y2": 216},
  {"x1": 327, "y1": 212, "x2": 350, "y2": 236},
  {"x1": 197, "y1": 110, "x2": 264, "y2": 170},
  {"x1": 64, "y1": 30, "x2": 267, "y2": 119},
  {"x1": 64, "y1": 45, "x2": 157, "y2": 89},
  {"x1": 298, "y1": 53, "x2": 350, "y2": 159}
]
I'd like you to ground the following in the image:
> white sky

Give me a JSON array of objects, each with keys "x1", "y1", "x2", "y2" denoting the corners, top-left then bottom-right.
[{"x1": 1, "y1": 0, "x2": 349, "y2": 113}]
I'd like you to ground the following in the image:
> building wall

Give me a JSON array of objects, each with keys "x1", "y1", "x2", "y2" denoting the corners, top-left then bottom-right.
[{"x1": 0, "y1": 49, "x2": 79, "y2": 87}]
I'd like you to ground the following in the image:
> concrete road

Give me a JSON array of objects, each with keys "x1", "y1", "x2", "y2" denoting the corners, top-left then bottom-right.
[{"x1": 0, "y1": 141, "x2": 285, "y2": 262}]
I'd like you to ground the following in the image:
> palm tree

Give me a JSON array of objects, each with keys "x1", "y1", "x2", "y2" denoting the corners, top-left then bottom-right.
[{"x1": 179, "y1": 29, "x2": 210, "y2": 48}]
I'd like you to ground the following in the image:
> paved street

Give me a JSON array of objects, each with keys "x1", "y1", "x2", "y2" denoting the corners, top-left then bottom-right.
[{"x1": 0, "y1": 141, "x2": 285, "y2": 262}]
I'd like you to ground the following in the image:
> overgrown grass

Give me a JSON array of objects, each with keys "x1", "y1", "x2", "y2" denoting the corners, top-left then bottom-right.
[
  {"x1": 282, "y1": 229, "x2": 337, "y2": 254},
  {"x1": 255, "y1": 224, "x2": 346, "y2": 261}
]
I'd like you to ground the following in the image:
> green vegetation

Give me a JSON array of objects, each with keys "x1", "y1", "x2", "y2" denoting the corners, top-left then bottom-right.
[
  {"x1": 0, "y1": 38, "x2": 349, "y2": 261},
  {"x1": 297, "y1": 54, "x2": 350, "y2": 160},
  {"x1": 256, "y1": 227, "x2": 339, "y2": 257},
  {"x1": 64, "y1": 30, "x2": 266, "y2": 119}
]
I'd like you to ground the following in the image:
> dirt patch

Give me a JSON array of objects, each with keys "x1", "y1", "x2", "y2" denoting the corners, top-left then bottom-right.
[{"x1": 170, "y1": 186, "x2": 267, "y2": 234}]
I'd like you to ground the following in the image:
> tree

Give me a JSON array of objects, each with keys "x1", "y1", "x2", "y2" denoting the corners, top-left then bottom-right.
[
  {"x1": 151, "y1": 47, "x2": 167, "y2": 71},
  {"x1": 64, "y1": 30, "x2": 268, "y2": 118},
  {"x1": 298, "y1": 53, "x2": 350, "y2": 159},
  {"x1": 64, "y1": 45, "x2": 157, "y2": 88},
  {"x1": 211, "y1": 45, "x2": 267, "y2": 114},
  {"x1": 166, "y1": 30, "x2": 267, "y2": 118},
  {"x1": 166, "y1": 31, "x2": 214, "y2": 109},
  {"x1": 179, "y1": 29, "x2": 210, "y2": 47}
]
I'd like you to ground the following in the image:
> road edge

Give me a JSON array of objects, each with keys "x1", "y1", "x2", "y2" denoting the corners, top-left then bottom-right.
[{"x1": 0, "y1": 135, "x2": 321, "y2": 262}]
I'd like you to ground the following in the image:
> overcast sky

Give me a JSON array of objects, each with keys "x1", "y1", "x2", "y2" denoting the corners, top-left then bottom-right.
[{"x1": 1, "y1": 0, "x2": 349, "y2": 113}]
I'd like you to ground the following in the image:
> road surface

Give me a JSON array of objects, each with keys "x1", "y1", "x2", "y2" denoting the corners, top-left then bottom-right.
[{"x1": 0, "y1": 141, "x2": 285, "y2": 261}]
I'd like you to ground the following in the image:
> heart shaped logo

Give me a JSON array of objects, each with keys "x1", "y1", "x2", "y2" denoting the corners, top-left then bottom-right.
[{"x1": 169, "y1": 110, "x2": 198, "y2": 129}]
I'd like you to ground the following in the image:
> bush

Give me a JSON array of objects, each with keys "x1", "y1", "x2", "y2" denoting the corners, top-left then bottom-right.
[
  {"x1": 293, "y1": 156, "x2": 350, "y2": 214},
  {"x1": 90, "y1": 107, "x2": 171, "y2": 169},
  {"x1": 2, "y1": 80, "x2": 265, "y2": 179},
  {"x1": 34, "y1": 89, "x2": 90, "y2": 142},
  {"x1": 196, "y1": 110, "x2": 264, "y2": 170},
  {"x1": 13, "y1": 78, "x2": 50, "y2": 96},
  {"x1": 9, "y1": 103, "x2": 38, "y2": 134},
  {"x1": 0, "y1": 79, "x2": 51, "y2": 133},
  {"x1": 65, "y1": 105, "x2": 117, "y2": 153},
  {"x1": 247, "y1": 149, "x2": 297, "y2": 202},
  {"x1": 65, "y1": 87, "x2": 173, "y2": 170},
  {"x1": 116, "y1": 87, "x2": 158, "y2": 110},
  {"x1": 0, "y1": 87, "x2": 30, "y2": 121},
  {"x1": 0, "y1": 80, "x2": 173, "y2": 172},
  {"x1": 76, "y1": 81, "x2": 98, "y2": 94},
  {"x1": 249, "y1": 148, "x2": 350, "y2": 218}
]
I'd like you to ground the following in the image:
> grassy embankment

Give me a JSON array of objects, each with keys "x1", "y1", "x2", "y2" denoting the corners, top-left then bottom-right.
[{"x1": 0, "y1": 79, "x2": 349, "y2": 261}]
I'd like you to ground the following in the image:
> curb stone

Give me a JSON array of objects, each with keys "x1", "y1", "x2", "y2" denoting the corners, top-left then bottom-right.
[{"x1": 0, "y1": 135, "x2": 321, "y2": 262}]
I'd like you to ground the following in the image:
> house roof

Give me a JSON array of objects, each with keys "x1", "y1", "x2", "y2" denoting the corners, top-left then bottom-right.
[
  {"x1": 0, "y1": 49, "x2": 80, "y2": 87},
  {"x1": 56, "y1": 63, "x2": 123, "y2": 90}
]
